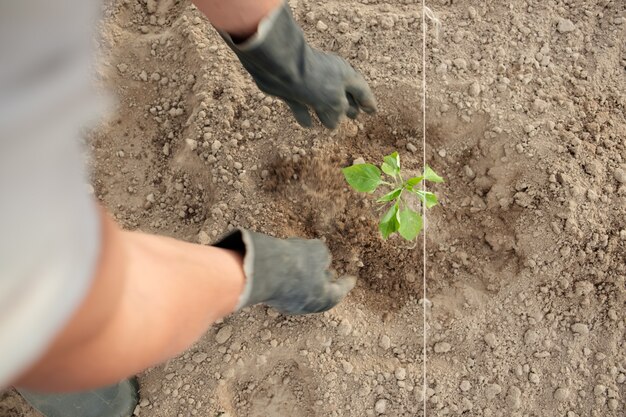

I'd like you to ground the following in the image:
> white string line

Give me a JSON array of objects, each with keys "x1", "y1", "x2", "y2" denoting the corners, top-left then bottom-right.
[{"x1": 421, "y1": 1, "x2": 427, "y2": 416}]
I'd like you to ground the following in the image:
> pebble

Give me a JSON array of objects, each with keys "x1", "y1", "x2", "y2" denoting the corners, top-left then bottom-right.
[
  {"x1": 469, "y1": 82, "x2": 481, "y2": 97},
  {"x1": 185, "y1": 138, "x2": 198, "y2": 151},
  {"x1": 337, "y1": 319, "x2": 353, "y2": 336},
  {"x1": 485, "y1": 383, "x2": 502, "y2": 399},
  {"x1": 554, "y1": 387, "x2": 570, "y2": 401},
  {"x1": 434, "y1": 342, "x2": 451, "y2": 353},
  {"x1": 613, "y1": 168, "x2": 626, "y2": 183},
  {"x1": 212, "y1": 140, "x2": 222, "y2": 152},
  {"x1": 379, "y1": 335, "x2": 391, "y2": 350},
  {"x1": 484, "y1": 333, "x2": 497, "y2": 348},
  {"x1": 374, "y1": 398, "x2": 388, "y2": 414},
  {"x1": 406, "y1": 143, "x2": 417, "y2": 153},
  {"x1": 395, "y1": 368, "x2": 406, "y2": 381},
  {"x1": 353, "y1": 157, "x2": 366, "y2": 165},
  {"x1": 316, "y1": 21, "x2": 328, "y2": 32},
  {"x1": 192, "y1": 352, "x2": 208, "y2": 364},
  {"x1": 557, "y1": 18, "x2": 576, "y2": 33},
  {"x1": 460, "y1": 380, "x2": 471, "y2": 392},
  {"x1": 198, "y1": 231, "x2": 211, "y2": 245},
  {"x1": 453, "y1": 58, "x2": 468, "y2": 69},
  {"x1": 215, "y1": 325, "x2": 233, "y2": 344},
  {"x1": 506, "y1": 386, "x2": 522, "y2": 409},
  {"x1": 571, "y1": 322, "x2": 589, "y2": 335},
  {"x1": 342, "y1": 360, "x2": 354, "y2": 374}
]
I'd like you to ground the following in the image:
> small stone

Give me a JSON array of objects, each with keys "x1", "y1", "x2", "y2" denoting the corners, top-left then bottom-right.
[
  {"x1": 165, "y1": 372, "x2": 176, "y2": 381},
  {"x1": 215, "y1": 325, "x2": 233, "y2": 344},
  {"x1": 571, "y1": 323, "x2": 589, "y2": 335},
  {"x1": 406, "y1": 143, "x2": 417, "y2": 153},
  {"x1": 395, "y1": 368, "x2": 406, "y2": 381},
  {"x1": 198, "y1": 231, "x2": 211, "y2": 245},
  {"x1": 139, "y1": 70, "x2": 148, "y2": 81},
  {"x1": 593, "y1": 384, "x2": 606, "y2": 396},
  {"x1": 185, "y1": 138, "x2": 198, "y2": 151},
  {"x1": 557, "y1": 18, "x2": 576, "y2": 33},
  {"x1": 529, "y1": 372, "x2": 540, "y2": 384},
  {"x1": 211, "y1": 140, "x2": 222, "y2": 152},
  {"x1": 316, "y1": 21, "x2": 328, "y2": 31},
  {"x1": 342, "y1": 360, "x2": 354, "y2": 374},
  {"x1": 353, "y1": 157, "x2": 366, "y2": 165},
  {"x1": 435, "y1": 63, "x2": 448, "y2": 74},
  {"x1": 506, "y1": 386, "x2": 522, "y2": 409},
  {"x1": 485, "y1": 383, "x2": 502, "y2": 399},
  {"x1": 379, "y1": 335, "x2": 391, "y2": 350},
  {"x1": 484, "y1": 333, "x2": 497, "y2": 348},
  {"x1": 162, "y1": 143, "x2": 170, "y2": 156},
  {"x1": 460, "y1": 380, "x2": 471, "y2": 392},
  {"x1": 374, "y1": 398, "x2": 388, "y2": 414},
  {"x1": 234, "y1": 162, "x2": 243, "y2": 170},
  {"x1": 337, "y1": 319, "x2": 353, "y2": 336},
  {"x1": 117, "y1": 63, "x2": 128, "y2": 73},
  {"x1": 469, "y1": 82, "x2": 481, "y2": 97},
  {"x1": 192, "y1": 352, "x2": 208, "y2": 363},
  {"x1": 380, "y1": 16, "x2": 394, "y2": 29},
  {"x1": 434, "y1": 342, "x2": 451, "y2": 353},
  {"x1": 453, "y1": 58, "x2": 467, "y2": 69},
  {"x1": 613, "y1": 168, "x2": 626, "y2": 183},
  {"x1": 554, "y1": 387, "x2": 570, "y2": 401},
  {"x1": 467, "y1": 6, "x2": 477, "y2": 19},
  {"x1": 532, "y1": 98, "x2": 548, "y2": 112}
]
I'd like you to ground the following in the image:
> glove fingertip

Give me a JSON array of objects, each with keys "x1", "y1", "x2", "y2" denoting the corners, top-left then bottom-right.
[{"x1": 329, "y1": 275, "x2": 357, "y2": 299}]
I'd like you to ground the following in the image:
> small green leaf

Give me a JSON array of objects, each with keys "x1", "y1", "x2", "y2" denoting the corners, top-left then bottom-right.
[
  {"x1": 414, "y1": 190, "x2": 439, "y2": 208},
  {"x1": 381, "y1": 152, "x2": 400, "y2": 177},
  {"x1": 423, "y1": 165, "x2": 444, "y2": 183},
  {"x1": 377, "y1": 188, "x2": 402, "y2": 203},
  {"x1": 406, "y1": 176, "x2": 424, "y2": 189},
  {"x1": 379, "y1": 203, "x2": 400, "y2": 239},
  {"x1": 342, "y1": 164, "x2": 382, "y2": 193},
  {"x1": 398, "y1": 208, "x2": 423, "y2": 240}
]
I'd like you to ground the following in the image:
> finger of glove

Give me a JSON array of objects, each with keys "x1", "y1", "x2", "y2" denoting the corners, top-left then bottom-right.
[
  {"x1": 315, "y1": 94, "x2": 350, "y2": 129},
  {"x1": 322, "y1": 275, "x2": 357, "y2": 309},
  {"x1": 284, "y1": 100, "x2": 313, "y2": 127},
  {"x1": 346, "y1": 93, "x2": 359, "y2": 119},
  {"x1": 345, "y1": 75, "x2": 377, "y2": 114}
]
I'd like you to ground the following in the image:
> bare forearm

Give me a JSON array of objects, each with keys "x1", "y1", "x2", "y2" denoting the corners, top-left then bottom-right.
[
  {"x1": 192, "y1": 0, "x2": 282, "y2": 37},
  {"x1": 16, "y1": 212, "x2": 244, "y2": 392}
]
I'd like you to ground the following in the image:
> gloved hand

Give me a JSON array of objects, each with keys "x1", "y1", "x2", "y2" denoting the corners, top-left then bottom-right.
[
  {"x1": 219, "y1": 2, "x2": 377, "y2": 129},
  {"x1": 213, "y1": 229, "x2": 356, "y2": 314}
]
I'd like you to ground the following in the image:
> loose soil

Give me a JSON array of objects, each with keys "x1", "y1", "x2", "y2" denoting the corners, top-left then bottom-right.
[{"x1": 2, "y1": 0, "x2": 624, "y2": 416}]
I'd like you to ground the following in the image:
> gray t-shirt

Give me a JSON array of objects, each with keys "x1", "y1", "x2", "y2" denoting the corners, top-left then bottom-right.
[{"x1": 0, "y1": 0, "x2": 103, "y2": 387}]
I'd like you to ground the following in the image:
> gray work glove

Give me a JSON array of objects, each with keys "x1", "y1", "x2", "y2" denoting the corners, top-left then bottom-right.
[
  {"x1": 219, "y1": 2, "x2": 377, "y2": 129},
  {"x1": 213, "y1": 229, "x2": 356, "y2": 315}
]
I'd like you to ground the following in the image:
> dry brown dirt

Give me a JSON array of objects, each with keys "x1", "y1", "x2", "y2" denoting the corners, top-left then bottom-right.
[{"x1": 2, "y1": 0, "x2": 625, "y2": 416}]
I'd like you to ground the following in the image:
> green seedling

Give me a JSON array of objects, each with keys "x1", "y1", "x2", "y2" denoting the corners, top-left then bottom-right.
[{"x1": 342, "y1": 152, "x2": 444, "y2": 241}]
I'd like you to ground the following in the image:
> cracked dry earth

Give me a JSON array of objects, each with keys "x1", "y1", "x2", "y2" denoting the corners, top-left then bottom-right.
[{"x1": 1, "y1": 0, "x2": 624, "y2": 416}]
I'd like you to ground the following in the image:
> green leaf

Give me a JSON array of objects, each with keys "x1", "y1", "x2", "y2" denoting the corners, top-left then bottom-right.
[
  {"x1": 379, "y1": 203, "x2": 400, "y2": 239},
  {"x1": 406, "y1": 176, "x2": 424, "y2": 190},
  {"x1": 342, "y1": 164, "x2": 382, "y2": 193},
  {"x1": 423, "y1": 165, "x2": 444, "y2": 183},
  {"x1": 381, "y1": 152, "x2": 400, "y2": 178},
  {"x1": 376, "y1": 188, "x2": 402, "y2": 203},
  {"x1": 398, "y1": 208, "x2": 423, "y2": 240},
  {"x1": 414, "y1": 190, "x2": 439, "y2": 208}
]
